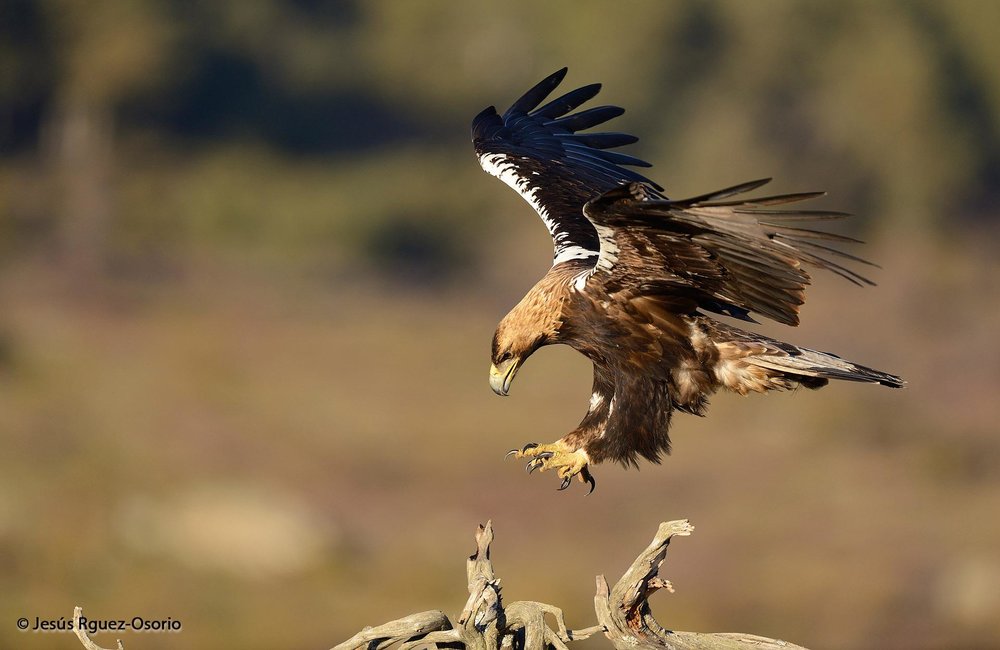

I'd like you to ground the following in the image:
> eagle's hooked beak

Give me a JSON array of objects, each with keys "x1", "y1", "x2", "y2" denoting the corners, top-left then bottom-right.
[{"x1": 489, "y1": 358, "x2": 521, "y2": 397}]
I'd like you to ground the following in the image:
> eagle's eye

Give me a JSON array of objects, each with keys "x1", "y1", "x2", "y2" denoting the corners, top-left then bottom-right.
[{"x1": 498, "y1": 351, "x2": 513, "y2": 363}]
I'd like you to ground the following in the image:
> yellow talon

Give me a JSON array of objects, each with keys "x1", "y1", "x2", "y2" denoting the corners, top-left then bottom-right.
[{"x1": 506, "y1": 442, "x2": 595, "y2": 493}]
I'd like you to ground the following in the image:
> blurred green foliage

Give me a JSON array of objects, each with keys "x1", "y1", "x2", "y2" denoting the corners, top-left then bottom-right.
[
  {"x1": 1, "y1": 2, "x2": 1000, "y2": 650},
  {"x1": 2, "y1": 0, "x2": 999, "y2": 285}
]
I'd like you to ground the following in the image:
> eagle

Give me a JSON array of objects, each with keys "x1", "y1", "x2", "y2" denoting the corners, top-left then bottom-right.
[{"x1": 472, "y1": 68, "x2": 903, "y2": 493}]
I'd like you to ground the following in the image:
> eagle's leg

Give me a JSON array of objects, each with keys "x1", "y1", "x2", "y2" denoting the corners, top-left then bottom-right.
[{"x1": 506, "y1": 442, "x2": 596, "y2": 493}]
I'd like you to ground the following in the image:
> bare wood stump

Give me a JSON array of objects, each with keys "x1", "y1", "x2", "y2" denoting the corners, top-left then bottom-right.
[{"x1": 334, "y1": 520, "x2": 809, "y2": 650}]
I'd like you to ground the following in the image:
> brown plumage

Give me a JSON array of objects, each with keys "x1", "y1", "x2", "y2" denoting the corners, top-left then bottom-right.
[{"x1": 475, "y1": 69, "x2": 903, "y2": 492}]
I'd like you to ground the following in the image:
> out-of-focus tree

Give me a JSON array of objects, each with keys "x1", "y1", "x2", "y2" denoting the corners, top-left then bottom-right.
[{"x1": 37, "y1": 0, "x2": 173, "y2": 281}]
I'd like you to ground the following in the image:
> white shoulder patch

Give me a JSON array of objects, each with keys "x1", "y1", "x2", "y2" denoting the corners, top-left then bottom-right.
[
  {"x1": 593, "y1": 222, "x2": 619, "y2": 274},
  {"x1": 569, "y1": 221, "x2": 618, "y2": 291},
  {"x1": 553, "y1": 245, "x2": 595, "y2": 265}
]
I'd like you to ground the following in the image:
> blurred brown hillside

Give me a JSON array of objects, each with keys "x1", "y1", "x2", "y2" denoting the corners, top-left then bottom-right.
[{"x1": 1, "y1": 2, "x2": 999, "y2": 650}]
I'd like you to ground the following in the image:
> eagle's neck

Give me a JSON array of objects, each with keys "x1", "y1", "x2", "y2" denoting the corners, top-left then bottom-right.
[{"x1": 500, "y1": 263, "x2": 585, "y2": 348}]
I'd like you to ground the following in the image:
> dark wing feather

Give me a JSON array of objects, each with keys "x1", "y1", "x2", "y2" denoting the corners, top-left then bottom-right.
[
  {"x1": 582, "y1": 180, "x2": 876, "y2": 326},
  {"x1": 532, "y1": 83, "x2": 602, "y2": 119},
  {"x1": 546, "y1": 105, "x2": 626, "y2": 132},
  {"x1": 503, "y1": 67, "x2": 569, "y2": 116},
  {"x1": 473, "y1": 68, "x2": 662, "y2": 265},
  {"x1": 562, "y1": 132, "x2": 639, "y2": 149}
]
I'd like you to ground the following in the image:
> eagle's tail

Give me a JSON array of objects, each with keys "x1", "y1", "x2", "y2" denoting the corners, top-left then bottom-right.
[
  {"x1": 746, "y1": 345, "x2": 905, "y2": 389},
  {"x1": 708, "y1": 322, "x2": 904, "y2": 394}
]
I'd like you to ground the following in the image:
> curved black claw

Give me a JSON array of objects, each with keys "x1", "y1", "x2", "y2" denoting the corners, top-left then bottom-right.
[
  {"x1": 506, "y1": 442, "x2": 539, "y2": 460},
  {"x1": 554, "y1": 468, "x2": 597, "y2": 494}
]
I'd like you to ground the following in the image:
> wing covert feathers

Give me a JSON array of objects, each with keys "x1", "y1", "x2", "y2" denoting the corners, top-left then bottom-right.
[{"x1": 583, "y1": 180, "x2": 877, "y2": 326}]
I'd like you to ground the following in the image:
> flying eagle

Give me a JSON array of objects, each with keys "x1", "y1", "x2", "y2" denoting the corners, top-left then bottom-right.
[{"x1": 472, "y1": 68, "x2": 903, "y2": 493}]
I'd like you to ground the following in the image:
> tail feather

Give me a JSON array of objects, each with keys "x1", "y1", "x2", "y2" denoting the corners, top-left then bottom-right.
[
  {"x1": 706, "y1": 319, "x2": 905, "y2": 393},
  {"x1": 749, "y1": 346, "x2": 905, "y2": 388}
]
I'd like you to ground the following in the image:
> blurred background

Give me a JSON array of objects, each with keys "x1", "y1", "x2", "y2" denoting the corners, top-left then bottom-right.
[{"x1": 1, "y1": 1, "x2": 998, "y2": 649}]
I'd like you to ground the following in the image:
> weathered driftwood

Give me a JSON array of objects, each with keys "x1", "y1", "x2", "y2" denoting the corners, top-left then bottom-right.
[
  {"x1": 593, "y1": 520, "x2": 806, "y2": 650},
  {"x1": 333, "y1": 520, "x2": 809, "y2": 650}
]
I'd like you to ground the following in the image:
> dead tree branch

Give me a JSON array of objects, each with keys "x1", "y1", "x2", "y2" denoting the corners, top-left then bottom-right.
[
  {"x1": 334, "y1": 520, "x2": 809, "y2": 650},
  {"x1": 73, "y1": 606, "x2": 125, "y2": 650}
]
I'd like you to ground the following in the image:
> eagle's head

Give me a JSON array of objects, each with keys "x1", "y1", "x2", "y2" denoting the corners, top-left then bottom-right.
[
  {"x1": 490, "y1": 324, "x2": 546, "y2": 397},
  {"x1": 489, "y1": 288, "x2": 563, "y2": 397}
]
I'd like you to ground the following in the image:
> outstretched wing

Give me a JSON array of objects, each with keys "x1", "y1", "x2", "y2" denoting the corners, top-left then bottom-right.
[
  {"x1": 580, "y1": 180, "x2": 876, "y2": 326},
  {"x1": 472, "y1": 68, "x2": 662, "y2": 266}
]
